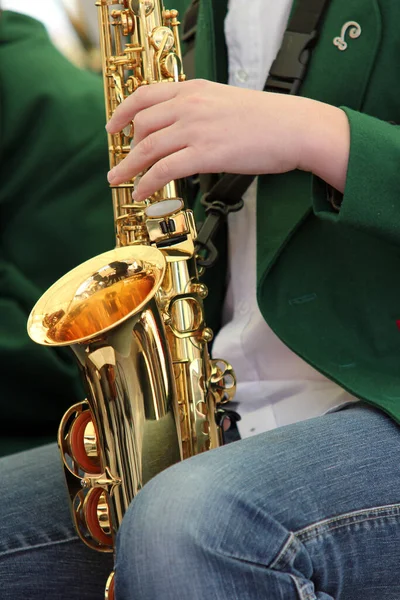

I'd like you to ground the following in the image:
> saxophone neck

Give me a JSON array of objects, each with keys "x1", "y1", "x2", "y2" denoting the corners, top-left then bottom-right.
[{"x1": 96, "y1": 0, "x2": 187, "y2": 247}]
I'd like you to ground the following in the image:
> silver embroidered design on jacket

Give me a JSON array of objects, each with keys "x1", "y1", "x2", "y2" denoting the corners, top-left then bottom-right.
[{"x1": 333, "y1": 21, "x2": 362, "y2": 51}]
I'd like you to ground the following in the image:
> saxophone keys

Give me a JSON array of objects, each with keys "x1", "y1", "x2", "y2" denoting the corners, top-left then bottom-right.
[
  {"x1": 83, "y1": 488, "x2": 113, "y2": 548},
  {"x1": 161, "y1": 53, "x2": 182, "y2": 80},
  {"x1": 150, "y1": 26, "x2": 175, "y2": 53},
  {"x1": 209, "y1": 359, "x2": 236, "y2": 404},
  {"x1": 189, "y1": 283, "x2": 208, "y2": 299},
  {"x1": 130, "y1": 0, "x2": 155, "y2": 18},
  {"x1": 70, "y1": 410, "x2": 100, "y2": 473},
  {"x1": 110, "y1": 9, "x2": 135, "y2": 36},
  {"x1": 126, "y1": 76, "x2": 140, "y2": 95},
  {"x1": 201, "y1": 327, "x2": 213, "y2": 344},
  {"x1": 58, "y1": 402, "x2": 101, "y2": 476},
  {"x1": 80, "y1": 467, "x2": 122, "y2": 496},
  {"x1": 163, "y1": 9, "x2": 179, "y2": 21}
]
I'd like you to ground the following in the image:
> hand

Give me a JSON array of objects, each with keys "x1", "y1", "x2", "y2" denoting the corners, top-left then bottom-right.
[{"x1": 106, "y1": 79, "x2": 350, "y2": 201}]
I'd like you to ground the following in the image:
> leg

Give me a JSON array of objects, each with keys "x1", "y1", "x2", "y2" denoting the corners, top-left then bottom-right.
[
  {"x1": 115, "y1": 404, "x2": 400, "y2": 599},
  {"x1": 0, "y1": 444, "x2": 113, "y2": 600}
]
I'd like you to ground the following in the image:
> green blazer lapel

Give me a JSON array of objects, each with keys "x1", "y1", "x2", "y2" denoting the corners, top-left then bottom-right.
[
  {"x1": 195, "y1": 0, "x2": 228, "y2": 83},
  {"x1": 302, "y1": 0, "x2": 382, "y2": 110}
]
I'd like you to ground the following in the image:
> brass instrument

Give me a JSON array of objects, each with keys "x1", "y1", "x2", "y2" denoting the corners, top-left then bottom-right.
[{"x1": 27, "y1": 2, "x2": 235, "y2": 598}]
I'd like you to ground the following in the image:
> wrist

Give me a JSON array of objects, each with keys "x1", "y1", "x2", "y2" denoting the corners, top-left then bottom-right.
[{"x1": 297, "y1": 99, "x2": 351, "y2": 193}]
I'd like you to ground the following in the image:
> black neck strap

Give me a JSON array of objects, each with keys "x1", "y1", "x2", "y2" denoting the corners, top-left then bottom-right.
[
  {"x1": 291, "y1": 0, "x2": 331, "y2": 32},
  {"x1": 266, "y1": 0, "x2": 331, "y2": 95}
]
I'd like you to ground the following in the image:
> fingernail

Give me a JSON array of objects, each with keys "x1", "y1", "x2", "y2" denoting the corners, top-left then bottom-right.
[
  {"x1": 132, "y1": 189, "x2": 138, "y2": 201},
  {"x1": 108, "y1": 168, "x2": 117, "y2": 183}
]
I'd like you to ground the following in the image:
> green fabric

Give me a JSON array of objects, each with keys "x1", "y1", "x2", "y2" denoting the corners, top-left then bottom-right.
[
  {"x1": 0, "y1": 12, "x2": 114, "y2": 455},
  {"x1": 195, "y1": 0, "x2": 400, "y2": 424}
]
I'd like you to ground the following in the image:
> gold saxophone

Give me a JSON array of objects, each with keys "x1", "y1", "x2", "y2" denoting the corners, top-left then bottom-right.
[{"x1": 27, "y1": 1, "x2": 235, "y2": 598}]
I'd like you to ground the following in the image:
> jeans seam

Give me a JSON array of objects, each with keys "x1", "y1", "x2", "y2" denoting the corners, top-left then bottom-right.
[
  {"x1": 294, "y1": 502, "x2": 400, "y2": 543},
  {"x1": 270, "y1": 535, "x2": 317, "y2": 599},
  {"x1": 0, "y1": 535, "x2": 79, "y2": 560},
  {"x1": 289, "y1": 574, "x2": 317, "y2": 600},
  {"x1": 269, "y1": 532, "x2": 298, "y2": 571},
  {"x1": 212, "y1": 534, "x2": 318, "y2": 599},
  {"x1": 210, "y1": 545, "x2": 270, "y2": 570}
]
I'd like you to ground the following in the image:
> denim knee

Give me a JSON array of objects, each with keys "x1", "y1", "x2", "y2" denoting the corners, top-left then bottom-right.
[{"x1": 114, "y1": 447, "x2": 314, "y2": 599}]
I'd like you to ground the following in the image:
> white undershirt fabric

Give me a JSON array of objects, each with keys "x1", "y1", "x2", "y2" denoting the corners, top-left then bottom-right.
[{"x1": 212, "y1": 0, "x2": 357, "y2": 438}]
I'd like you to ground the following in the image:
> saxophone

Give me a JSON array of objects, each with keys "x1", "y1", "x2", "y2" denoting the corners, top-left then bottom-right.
[{"x1": 27, "y1": 1, "x2": 235, "y2": 598}]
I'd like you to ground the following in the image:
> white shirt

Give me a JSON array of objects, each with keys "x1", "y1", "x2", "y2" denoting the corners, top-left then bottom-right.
[{"x1": 213, "y1": 0, "x2": 357, "y2": 438}]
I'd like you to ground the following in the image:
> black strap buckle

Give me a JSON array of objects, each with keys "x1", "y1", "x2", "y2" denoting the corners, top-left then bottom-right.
[
  {"x1": 201, "y1": 192, "x2": 244, "y2": 215},
  {"x1": 267, "y1": 30, "x2": 318, "y2": 95},
  {"x1": 195, "y1": 193, "x2": 244, "y2": 269}
]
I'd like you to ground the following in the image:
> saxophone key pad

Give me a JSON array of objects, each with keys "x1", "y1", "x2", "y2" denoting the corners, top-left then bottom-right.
[
  {"x1": 151, "y1": 26, "x2": 175, "y2": 53},
  {"x1": 145, "y1": 198, "x2": 183, "y2": 218},
  {"x1": 145, "y1": 199, "x2": 189, "y2": 242}
]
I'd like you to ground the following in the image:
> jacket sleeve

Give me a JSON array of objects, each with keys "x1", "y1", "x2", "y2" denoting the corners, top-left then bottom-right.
[{"x1": 313, "y1": 107, "x2": 400, "y2": 246}]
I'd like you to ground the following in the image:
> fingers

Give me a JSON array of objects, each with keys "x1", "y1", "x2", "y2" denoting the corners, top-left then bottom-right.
[
  {"x1": 108, "y1": 123, "x2": 187, "y2": 185},
  {"x1": 132, "y1": 99, "x2": 177, "y2": 145},
  {"x1": 132, "y1": 147, "x2": 202, "y2": 201},
  {"x1": 106, "y1": 82, "x2": 182, "y2": 134},
  {"x1": 105, "y1": 79, "x2": 218, "y2": 198}
]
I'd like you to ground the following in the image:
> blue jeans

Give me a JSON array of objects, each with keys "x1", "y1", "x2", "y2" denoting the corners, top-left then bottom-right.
[
  {"x1": 115, "y1": 404, "x2": 400, "y2": 599},
  {"x1": 0, "y1": 443, "x2": 113, "y2": 599},
  {"x1": 2, "y1": 404, "x2": 400, "y2": 599}
]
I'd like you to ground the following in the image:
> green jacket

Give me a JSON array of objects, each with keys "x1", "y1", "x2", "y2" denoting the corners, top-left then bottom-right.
[
  {"x1": 0, "y1": 11, "x2": 114, "y2": 454},
  {"x1": 176, "y1": 0, "x2": 400, "y2": 424}
]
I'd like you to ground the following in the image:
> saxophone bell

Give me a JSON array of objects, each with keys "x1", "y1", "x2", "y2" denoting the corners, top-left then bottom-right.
[{"x1": 29, "y1": 246, "x2": 182, "y2": 552}]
